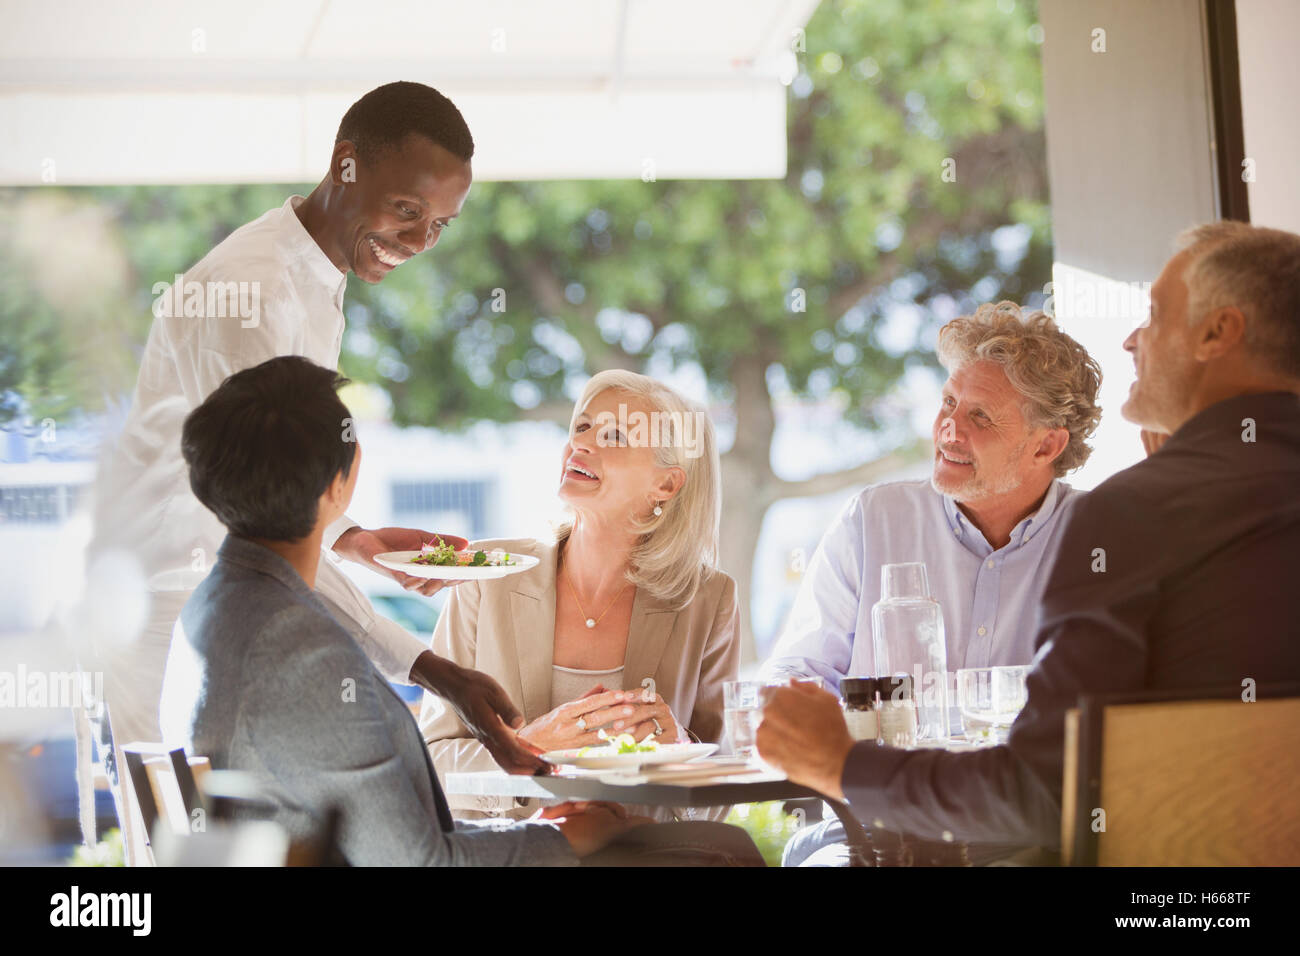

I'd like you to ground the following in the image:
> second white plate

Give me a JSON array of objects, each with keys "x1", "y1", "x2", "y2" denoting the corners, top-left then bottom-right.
[{"x1": 540, "y1": 743, "x2": 718, "y2": 771}]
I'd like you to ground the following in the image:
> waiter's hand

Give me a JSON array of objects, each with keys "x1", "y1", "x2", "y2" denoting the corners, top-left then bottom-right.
[
  {"x1": 755, "y1": 681, "x2": 855, "y2": 801},
  {"x1": 334, "y1": 526, "x2": 469, "y2": 596},
  {"x1": 414, "y1": 651, "x2": 548, "y2": 775}
]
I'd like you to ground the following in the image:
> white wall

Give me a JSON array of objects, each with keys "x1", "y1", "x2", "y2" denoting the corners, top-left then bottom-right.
[
  {"x1": 1039, "y1": 0, "x2": 1218, "y2": 284},
  {"x1": 1038, "y1": 0, "x2": 1221, "y2": 488},
  {"x1": 1236, "y1": 0, "x2": 1300, "y2": 233}
]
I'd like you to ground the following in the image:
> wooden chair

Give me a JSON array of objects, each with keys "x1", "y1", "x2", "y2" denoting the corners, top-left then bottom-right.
[
  {"x1": 121, "y1": 743, "x2": 212, "y2": 859},
  {"x1": 119, "y1": 747, "x2": 301, "y2": 865},
  {"x1": 1061, "y1": 684, "x2": 1300, "y2": 865}
]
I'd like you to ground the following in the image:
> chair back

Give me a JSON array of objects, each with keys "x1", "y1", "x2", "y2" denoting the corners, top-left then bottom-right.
[
  {"x1": 1062, "y1": 686, "x2": 1300, "y2": 865},
  {"x1": 121, "y1": 743, "x2": 212, "y2": 856}
]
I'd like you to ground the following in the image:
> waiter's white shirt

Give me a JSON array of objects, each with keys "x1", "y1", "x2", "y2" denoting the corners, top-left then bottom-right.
[{"x1": 91, "y1": 195, "x2": 426, "y2": 683}]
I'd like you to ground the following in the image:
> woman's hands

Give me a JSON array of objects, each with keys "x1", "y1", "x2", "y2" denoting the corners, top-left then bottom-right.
[
  {"x1": 516, "y1": 684, "x2": 688, "y2": 752},
  {"x1": 618, "y1": 691, "x2": 686, "y2": 744}
]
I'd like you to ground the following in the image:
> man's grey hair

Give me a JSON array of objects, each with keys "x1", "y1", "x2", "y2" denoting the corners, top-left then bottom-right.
[
  {"x1": 1176, "y1": 222, "x2": 1300, "y2": 379},
  {"x1": 936, "y1": 301, "x2": 1102, "y2": 477}
]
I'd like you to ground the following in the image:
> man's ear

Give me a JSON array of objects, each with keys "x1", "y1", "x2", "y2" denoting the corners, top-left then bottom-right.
[
  {"x1": 330, "y1": 140, "x2": 359, "y2": 187},
  {"x1": 1193, "y1": 305, "x2": 1247, "y2": 361},
  {"x1": 1034, "y1": 427, "x2": 1070, "y2": 468}
]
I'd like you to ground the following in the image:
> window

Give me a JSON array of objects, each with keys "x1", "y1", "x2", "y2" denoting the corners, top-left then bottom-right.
[
  {"x1": 390, "y1": 480, "x2": 491, "y2": 540},
  {"x1": 0, "y1": 485, "x2": 85, "y2": 524}
]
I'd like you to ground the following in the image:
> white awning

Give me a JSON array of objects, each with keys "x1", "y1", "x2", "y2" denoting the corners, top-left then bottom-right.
[{"x1": 0, "y1": 0, "x2": 820, "y2": 184}]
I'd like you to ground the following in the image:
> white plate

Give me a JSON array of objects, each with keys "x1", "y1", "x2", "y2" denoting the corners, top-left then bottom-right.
[
  {"x1": 540, "y1": 743, "x2": 718, "y2": 771},
  {"x1": 374, "y1": 550, "x2": 540, "y2": 580}
]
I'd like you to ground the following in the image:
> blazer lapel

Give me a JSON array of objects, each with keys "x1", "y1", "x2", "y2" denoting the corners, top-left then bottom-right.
[{"x1": 622, "y1": 587, "x2": 679, "y2": 696}]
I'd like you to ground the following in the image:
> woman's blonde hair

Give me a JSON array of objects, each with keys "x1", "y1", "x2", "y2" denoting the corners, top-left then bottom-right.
[
  {"x1": 936, "y1": 301, "x2": 1102, "y2": 476},
  {"x1": 555, "y1": 369, "x2": 720, "y2": 609}
]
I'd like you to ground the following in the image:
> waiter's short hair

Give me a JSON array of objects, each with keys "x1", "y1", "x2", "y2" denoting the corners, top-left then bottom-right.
[
  {"x1": 336, "y1": 81, "x2": 474, "y2": 163},
  {"x1": 182, "y1": 356, "x2": 357, "y2": 542},
  {"x1": 1177, "y1": 222, "x2": 1300, "y2": 380}
]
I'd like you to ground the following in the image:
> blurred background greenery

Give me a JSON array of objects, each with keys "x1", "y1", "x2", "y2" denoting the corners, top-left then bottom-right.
[
  {"x1": 0, "y1": 0, "x2": 1050, "y2": 664},
  {"x1": 726, "y1": 801, "x2": 809, "y2": 867}
]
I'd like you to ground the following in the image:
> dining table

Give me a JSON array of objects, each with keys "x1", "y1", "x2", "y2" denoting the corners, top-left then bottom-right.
[{"x1": 444, "y1": 736, "x2": 996, "y2": 866}]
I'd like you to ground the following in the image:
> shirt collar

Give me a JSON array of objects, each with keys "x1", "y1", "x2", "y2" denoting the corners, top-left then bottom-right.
[
  {"x1": 1016, "y1": 478, "x2": 1062, "y2": 542},
  {"x1": 282, "y1": 195, "x2": 348, "y2": 296},
  {"x1": 942, "y1": 478, "x2": 1063, "y2": 550}
]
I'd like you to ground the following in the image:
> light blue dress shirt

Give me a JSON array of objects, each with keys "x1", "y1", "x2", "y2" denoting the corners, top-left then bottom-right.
[{"x1": 760, "y1": 478, "x2": 1081, "y2": 691}]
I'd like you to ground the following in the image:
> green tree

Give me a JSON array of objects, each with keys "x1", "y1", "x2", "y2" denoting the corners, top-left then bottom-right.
[
  {"x1": 2, "y1": 0, "x2": 1052, "y2": 662},
  {"x1": 0, "y1": 184, "x2": 298, "y2": 424}
]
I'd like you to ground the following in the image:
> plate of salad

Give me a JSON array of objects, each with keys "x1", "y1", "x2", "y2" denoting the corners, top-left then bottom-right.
[
  {"x1": 541, "y1": 733, "x2": 718, "y2": 770},
  {"x1": 375, "y1": 537, "x2": 540, "y2": 580}
]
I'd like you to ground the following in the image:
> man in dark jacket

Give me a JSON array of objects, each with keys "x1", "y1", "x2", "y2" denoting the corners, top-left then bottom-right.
[{"x1": 759, "y1": 221, "x2": 1300, "y2": 854}]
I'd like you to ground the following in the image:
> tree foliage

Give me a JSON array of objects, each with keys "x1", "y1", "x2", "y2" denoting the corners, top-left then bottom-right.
[
  {"x1": 340, "y1": 0, "x2": 1051, "y2": 439},
  {"x1": 0, "y1": 0, "x2": 1052, "y2": 656}
]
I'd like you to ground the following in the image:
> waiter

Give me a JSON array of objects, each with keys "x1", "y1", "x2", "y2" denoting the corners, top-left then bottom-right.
[{"x1": 86, "y1": 81, "x2": 542, "y2": 862}]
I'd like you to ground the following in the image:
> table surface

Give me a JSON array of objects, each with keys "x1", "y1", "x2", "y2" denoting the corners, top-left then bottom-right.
[
  {"x1": 445, "y1": 762, "x2": 821, "y2": 807},
  {"x1": 445, "y1": 736, "x2": 993, "y2": 807}
]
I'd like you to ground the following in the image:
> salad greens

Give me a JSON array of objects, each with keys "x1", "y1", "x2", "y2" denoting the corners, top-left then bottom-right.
[
  {"x1": 411, "y1": 537, "x2": 458, "y2": 566},
  {"x1": 410, "y1": 537, "x2": 516, "y2": 568},
  {"x1": 578, "y1": 731, "x2": 660, "y2": 757}
]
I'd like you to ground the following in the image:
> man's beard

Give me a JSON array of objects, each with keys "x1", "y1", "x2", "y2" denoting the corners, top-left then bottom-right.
[{"x1": 930, "y1": 440, "x2": 1030, "y2": 500}]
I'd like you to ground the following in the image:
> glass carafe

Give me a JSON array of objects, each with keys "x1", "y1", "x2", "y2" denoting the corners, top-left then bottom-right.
[{"x1": 870, "y1": 562, "x2": 950, "y2": 742}]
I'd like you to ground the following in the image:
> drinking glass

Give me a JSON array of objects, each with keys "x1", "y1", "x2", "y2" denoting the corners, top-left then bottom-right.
[
  {"x1": 871, "y1": 563, "x2": 950, "y2": 741},
  {"x1": 723, "y1": 680, "x2": 763, "y2": 757},
  {"x1": 956, "y1": 666, "x2": 1030, "y2": 744},
  {"x1": 725, "y1": 676, "x2": 825, "y2": 760}
]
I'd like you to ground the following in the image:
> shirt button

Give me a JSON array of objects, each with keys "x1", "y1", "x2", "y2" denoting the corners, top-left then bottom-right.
[
  {"x1": 977, "y1": 626, "x2": 987, "y2": 636},
  {"x1": 953, "y1": 527, "x2": 961, "y2": 536},
  {"x1": 986, "y1": 559, "x2": 995, "y2": 569}
]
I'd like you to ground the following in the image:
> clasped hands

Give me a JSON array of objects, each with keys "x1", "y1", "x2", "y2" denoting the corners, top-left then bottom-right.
[{"x1": 518, "y1": 684, "x2": 686, "y2": 753}]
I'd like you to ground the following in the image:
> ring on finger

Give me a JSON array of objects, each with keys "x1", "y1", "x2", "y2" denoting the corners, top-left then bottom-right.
[
  {"x1": 576, "y1": 716, "x2": 587, "y2": 731},
  {"x1": 652, "y1": 717, "x2": 664, "y2": 736}
]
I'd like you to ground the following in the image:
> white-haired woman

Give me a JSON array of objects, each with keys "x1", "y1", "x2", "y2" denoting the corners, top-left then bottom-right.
[{"x1": 419, "y1": 370, "x2": 739, "y2": 820}]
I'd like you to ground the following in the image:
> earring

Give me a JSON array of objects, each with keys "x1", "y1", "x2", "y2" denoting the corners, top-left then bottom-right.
[{"x1": 653, "y1": 503, "x2": 663, "y2": 516}]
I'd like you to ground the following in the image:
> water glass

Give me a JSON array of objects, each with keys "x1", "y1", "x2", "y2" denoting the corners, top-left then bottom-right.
[
  {"x1": 956, "y1": 666, "x2": 1030, "y2": 743},
  {"x1": 723, "y1": 680, "x2": 763, "y2": 757},
  {"x1": 724, "y1": 676, "x2": 825, "y2": 759}
]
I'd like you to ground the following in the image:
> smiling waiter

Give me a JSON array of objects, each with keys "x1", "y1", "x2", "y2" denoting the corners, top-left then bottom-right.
[{"x1": 85, "y1": 82, "x2": 542, "y2": 862}]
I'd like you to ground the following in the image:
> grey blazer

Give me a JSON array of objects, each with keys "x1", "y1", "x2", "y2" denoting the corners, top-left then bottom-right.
[{"x1": 159, "y1": 534, "x2": 576, "y2": 866}]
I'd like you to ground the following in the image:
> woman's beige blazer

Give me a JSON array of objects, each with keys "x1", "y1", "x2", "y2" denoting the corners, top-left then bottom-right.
[{"x1": 418, "y1": 536, "x2": 740, "y2": 815}]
